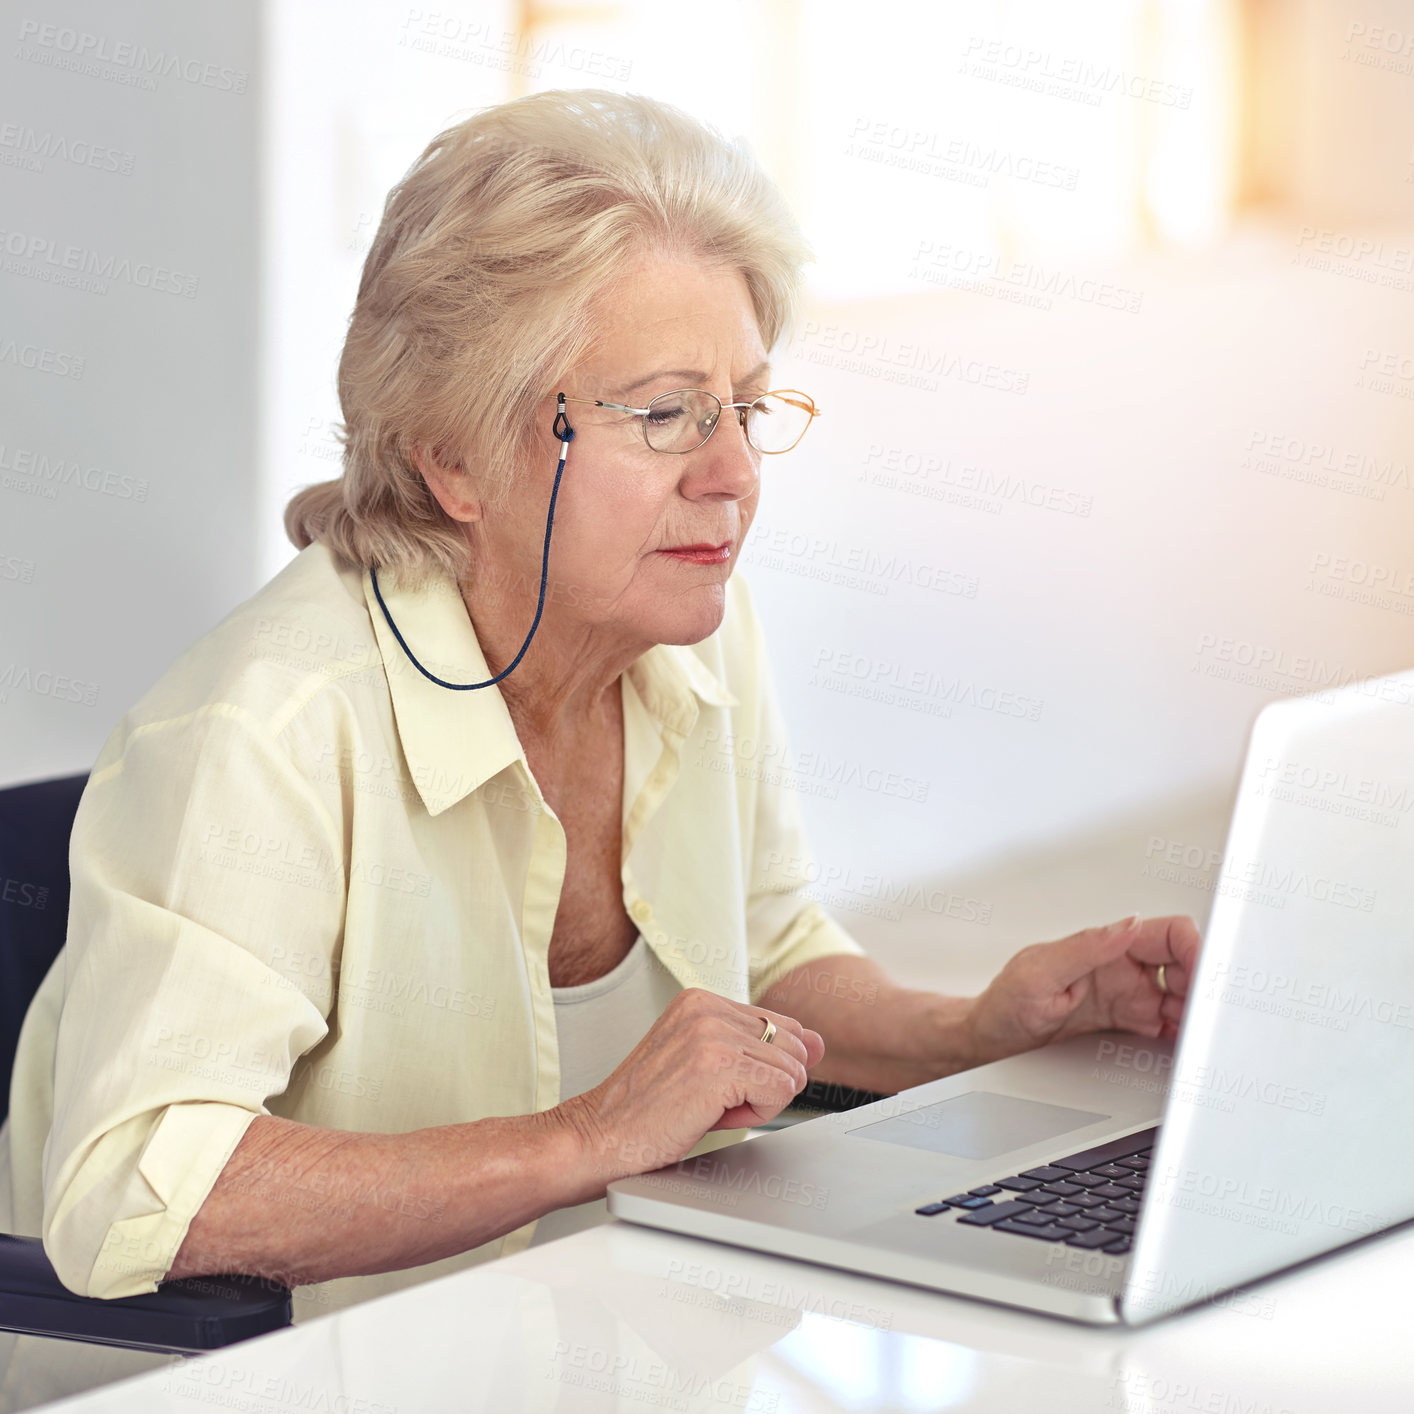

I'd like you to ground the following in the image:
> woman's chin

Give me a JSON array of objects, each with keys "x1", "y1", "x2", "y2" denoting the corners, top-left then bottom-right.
[{"x1": 644, "y1": 585, "x2": 728, "y2": 646}]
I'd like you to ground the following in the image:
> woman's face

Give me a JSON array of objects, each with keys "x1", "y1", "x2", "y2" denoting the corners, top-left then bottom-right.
[{"x1": 485, "y1": 253, "x2": 768, "y2": 652}]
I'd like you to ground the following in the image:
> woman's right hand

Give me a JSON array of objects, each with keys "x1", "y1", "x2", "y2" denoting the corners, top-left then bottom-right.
[{"x1": 554, "y1": 987, "x2": 824, "y2": 1189}]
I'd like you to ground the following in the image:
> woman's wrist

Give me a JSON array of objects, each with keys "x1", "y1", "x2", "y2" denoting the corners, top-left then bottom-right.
[
  {"x1": 900, "y1": 988, "x2": 991, "y2": 1084},
  {"x1": 924, "y1": 990, "x2": 987, "y2": 1076},
  {"x1": 535, "y1": 1092, "x2": 624, "y2": 1203},
  {"x1": 799, "y1": 987, "x2": 986, "y2": 1094}
]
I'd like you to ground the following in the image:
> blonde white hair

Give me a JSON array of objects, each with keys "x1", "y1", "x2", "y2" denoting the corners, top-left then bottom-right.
[{"x1": 284, "y1": 87, "x2": 813, "y2": 587}]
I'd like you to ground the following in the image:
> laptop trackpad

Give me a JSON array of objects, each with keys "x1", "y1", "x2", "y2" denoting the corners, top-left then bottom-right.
[{"x1": 849, "y1": 1091, "x2": 1110, "y2": 1160}]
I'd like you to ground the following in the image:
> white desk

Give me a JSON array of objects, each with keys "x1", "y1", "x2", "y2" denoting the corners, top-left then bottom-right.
[{"x1": 19, "y1": 1206, "x2": 1414, "y2": 1413}]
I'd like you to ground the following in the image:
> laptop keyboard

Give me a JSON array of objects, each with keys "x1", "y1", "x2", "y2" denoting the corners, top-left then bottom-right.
[{"x1": 913, "y1": 1125, "x2": 1158, "y2": 1255}]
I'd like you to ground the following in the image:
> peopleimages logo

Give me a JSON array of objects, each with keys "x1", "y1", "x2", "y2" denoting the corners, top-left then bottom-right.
[
  {"x1": 1204, "y1": 961, "x2": 1414, "y2": 1033},
  {"x1": 0, "y1": 444, "x2": 148, "y2": 501},
  {"x1": 673, "y1": 1154, "x2": 829, "y2": 1210},
  {"x1": 0, "y1": 337, "x2": 83, "y2": 378},
  {"x1": 809, "y1": 646, "x2": 1044, "y2": 721},
  {"x1": 0, "y1": 228, "x2": 199, "y2": 297},
  {"x1": 1256, "y1": 754, "x2": 1414, "y2": 813},
  {"x1": 789, "y1": 319, "x2": 1030, "y2": 395},
  {"x1": 15, "y1": 19, "x2": 249, "y2": 93},
  {"x1": 699, "y1": 728, "x2": 931, "y2": 805},
  {"x1": 0, "y1": 663, "x2": 99, "y2": 706},
  {"x1": 0, "y1": 122, "x2": 136, "y2": 175},
  {"x1": 1218, "y1": 855, "x2": 1375, "y2": 912},
  {"x1": 959, "y1": 35, "x2": 1194, "y2": 108},
  {"x1": 846, "y1": 118, "x2": 1081, "y2": 191}
]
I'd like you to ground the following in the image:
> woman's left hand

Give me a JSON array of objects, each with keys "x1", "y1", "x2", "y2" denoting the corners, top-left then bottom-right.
[{"x1": 965, "y1": 913, "x2": 1202, "y2": 1066}]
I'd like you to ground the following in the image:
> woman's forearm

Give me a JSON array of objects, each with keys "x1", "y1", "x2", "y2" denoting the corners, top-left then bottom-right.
[
  {"x1": 758, "y1": 955, "x2": 981, "y2": 1094},
  {"x1": 166, "y1": 1107, "x2": 588, "y2": 1287},
  {"x1": 166, "y1": 957, "x2": 970, "y2": 1286}
]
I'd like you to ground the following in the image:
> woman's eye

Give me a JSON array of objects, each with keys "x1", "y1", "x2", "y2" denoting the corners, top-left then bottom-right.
[{"x1": 645, "y1": 404, "x2": 687, "y2": 425}]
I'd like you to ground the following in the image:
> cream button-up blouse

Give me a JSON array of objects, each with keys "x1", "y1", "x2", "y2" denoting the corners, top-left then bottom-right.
[{"x1": 0, "y1": 541, "x2": 866, "y2": 1320}]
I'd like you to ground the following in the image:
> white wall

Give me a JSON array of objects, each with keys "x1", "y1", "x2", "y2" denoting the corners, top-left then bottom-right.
[
  {"x1": 0, "y1": 0, "x2": 261, "y2": 787},
  {"x1": 753, "y1": 216, "x2": 1414, "y2": 890},
  {"x1": 249, "y1": 0, "x2": 1414, "y2": 917},
  {"x1": 256, "y1": 0, "x2": 519, "y2": 586},
  {"x1": 7, "y1": 2, "x2": 1413, "y2": 950}
]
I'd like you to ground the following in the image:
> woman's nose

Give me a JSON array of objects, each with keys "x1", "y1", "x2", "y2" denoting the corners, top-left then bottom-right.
[{"x1": 691, "y1": 412, "x2": 759, "y2": 496}]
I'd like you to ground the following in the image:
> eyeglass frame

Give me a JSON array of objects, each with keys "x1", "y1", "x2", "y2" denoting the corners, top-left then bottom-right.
[{"x1": 557, "y1": 387, "x2": 821, "y2": 455}]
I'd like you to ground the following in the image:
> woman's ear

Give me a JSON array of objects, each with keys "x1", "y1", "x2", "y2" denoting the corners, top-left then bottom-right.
[{"x1": 412, "y1": 442, "x2": 482, "y2": 524}]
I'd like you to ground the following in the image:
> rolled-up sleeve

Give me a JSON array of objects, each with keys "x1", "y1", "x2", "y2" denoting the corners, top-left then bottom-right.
[
  {"x1": 735, "y1": 583, "x2": 868, "y2": 1006},
  {"x1": 42, "y1": 701, "x2": 345, "y2": 1298}
]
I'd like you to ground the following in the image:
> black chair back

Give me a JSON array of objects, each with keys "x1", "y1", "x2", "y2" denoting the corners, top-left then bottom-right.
[
  {"x1": 0, "y1": 774, "x2": 88, "y2": 1126},
  {"x1": 0, "y1": 772, "x2": 295, "y2": 1350}
]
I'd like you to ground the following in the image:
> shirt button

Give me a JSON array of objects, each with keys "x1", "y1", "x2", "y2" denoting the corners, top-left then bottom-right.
[{"x1": 630, "y1": 899, "x2": 652, "y2": 924}]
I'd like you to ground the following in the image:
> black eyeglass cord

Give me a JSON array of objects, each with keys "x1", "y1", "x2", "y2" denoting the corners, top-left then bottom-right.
[{"x1": 369, "y1": 394, "x2": 575, "y2": 691}]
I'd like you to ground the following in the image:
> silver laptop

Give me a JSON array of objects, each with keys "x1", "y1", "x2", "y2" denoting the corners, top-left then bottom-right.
[{"x1": 609, "y1": 671, "x2": 1414, "y2": 1324}]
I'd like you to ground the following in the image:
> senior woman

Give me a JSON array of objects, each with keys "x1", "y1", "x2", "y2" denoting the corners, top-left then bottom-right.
[{"x1": 1, "y1": 89, "x2": 1199, "y2": 1321}]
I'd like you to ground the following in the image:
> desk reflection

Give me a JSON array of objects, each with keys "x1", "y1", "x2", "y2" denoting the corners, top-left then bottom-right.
[{"x1": 10, "y1": 1216, "x2": 1414, "y2": 1413}]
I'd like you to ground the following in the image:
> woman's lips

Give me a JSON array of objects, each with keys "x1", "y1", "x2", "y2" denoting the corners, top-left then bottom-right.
[{"x1": 658, "y1": 542, "x2": 731, "y2": 564}]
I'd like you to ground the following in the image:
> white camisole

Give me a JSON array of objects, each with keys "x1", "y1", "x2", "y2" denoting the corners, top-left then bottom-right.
[{"x1": 528, "y1": 934, "x2": 682, "y2": 1246}]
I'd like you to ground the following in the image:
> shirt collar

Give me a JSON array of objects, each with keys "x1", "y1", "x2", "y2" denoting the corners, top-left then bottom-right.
[{"x1": 362, "y1": 566, "x2": 738, "y2": 817}]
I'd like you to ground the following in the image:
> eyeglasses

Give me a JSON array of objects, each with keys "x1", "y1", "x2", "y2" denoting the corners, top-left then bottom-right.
[{"x1": 558, "y1": 388, "x2": 820, "y2": 455}]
